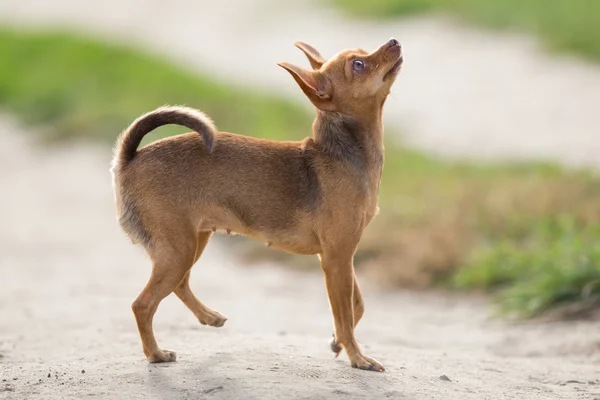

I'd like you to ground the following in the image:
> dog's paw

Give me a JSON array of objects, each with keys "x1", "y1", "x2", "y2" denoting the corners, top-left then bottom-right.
[
  {"x1": 329, "y1": 334, "x2": 342, "y2": 357},
  {"x1": 199, "y1": 310, "x2": 227, "y2": 328},
  {"x1": 350, "y1": 354, "x2": 385, "y2": 372},
  {"x1": 147, "y1": 349, "x2": 177, "y2": 363}
]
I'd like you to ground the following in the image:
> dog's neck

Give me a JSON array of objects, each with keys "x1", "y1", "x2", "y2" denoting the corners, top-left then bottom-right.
[{"x1": 312, "y1": 110, "x2": 384, "y2": 172}]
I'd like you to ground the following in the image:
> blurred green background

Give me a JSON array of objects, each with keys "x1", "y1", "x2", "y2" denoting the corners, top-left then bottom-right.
[
  {"x1": 333, "y1": 0, "x2": 600, "y2": 60},
  {"x1": 1, "y1": 0, "x2": 599, "y2": 320}
]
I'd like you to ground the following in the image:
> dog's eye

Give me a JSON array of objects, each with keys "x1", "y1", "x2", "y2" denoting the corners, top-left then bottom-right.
[{"x1": 352, "y1": 59, "x2": 365, "y2": 72}]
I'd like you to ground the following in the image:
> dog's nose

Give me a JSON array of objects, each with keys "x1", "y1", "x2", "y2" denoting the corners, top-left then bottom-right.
[{"x1": 387, "y1": 38, "x2": 400, "y2": 48}]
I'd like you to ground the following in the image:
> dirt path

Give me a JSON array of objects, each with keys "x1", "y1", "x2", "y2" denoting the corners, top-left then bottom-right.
[
  {"x1": 2, "y1": 0, "x2": 600, "y2": 168},
  {"x1": 1, "y1": 117, "x2": 599, "y2": 398}
]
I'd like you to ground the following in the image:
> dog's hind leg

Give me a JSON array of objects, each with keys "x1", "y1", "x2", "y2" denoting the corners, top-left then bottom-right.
[
  {"x1": 174, "y1": 231, "x2": 227, "y2": 327},
  {"x1": 132, "y1": 236, "x2": 196, "y2": 363}
]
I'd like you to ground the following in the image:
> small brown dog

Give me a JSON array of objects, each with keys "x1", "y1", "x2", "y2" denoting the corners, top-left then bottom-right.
[{"x1": 111, "y1": 38, "x2": 402, "y2": 372}]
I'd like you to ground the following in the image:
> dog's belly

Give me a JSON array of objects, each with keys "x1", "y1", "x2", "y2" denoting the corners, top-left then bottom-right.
[
  {"x1": 265, "y1": 233, "x2": 322, "y2": 255},
  {"x1": 199, "y1": 211, "x2": 321, "y2": 255},
  {"x1": 241, "y1": 228, "x2": 321, "y2": 255},
  {"x1": 208, "y1": 228, "x2": 321, "y2": 255}
]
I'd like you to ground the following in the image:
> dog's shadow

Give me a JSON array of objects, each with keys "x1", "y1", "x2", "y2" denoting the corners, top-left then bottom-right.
[
  {"x1": 144, "y1": 354, "x2": 244, "y2": 399},
  {"x1": 144, "y1": 349, "x2": 401, "y2": 399}
]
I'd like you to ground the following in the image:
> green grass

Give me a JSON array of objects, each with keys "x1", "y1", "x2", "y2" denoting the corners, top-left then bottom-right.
[
  {"x1": 2, "y1": 28, "x2": 600, "y2": 319},
  {"x1": 0, "y1": 29, "x2": 308, "y2": 145},
  {"x1": 361, "y1": 152, "x2": 600, "y2": 319},
  {"x1": 332, "y1": 0, "x2": 600, "y2": 61},
  {"x1": 452, "y1": 217, "x2": 600, "y2": 318}
]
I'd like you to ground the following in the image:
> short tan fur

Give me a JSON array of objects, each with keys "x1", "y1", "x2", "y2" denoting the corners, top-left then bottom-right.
[{"x1": 111, "y1": 38, "x2": 403, "y2": 371}]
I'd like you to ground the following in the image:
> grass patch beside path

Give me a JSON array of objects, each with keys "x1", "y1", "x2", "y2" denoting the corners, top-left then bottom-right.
[
  {"x1": 2, "y1": 28, "x2": 600, "y2": 319},
  {"x1": 332, "y1": 0, "x2": 600, "y2": 61},
  {"x1": 0, "y1": 29, "x2": 308, "y2": 144},
  {"x1": 360, "y1": 151, "x2": 600, "y2": 319}
]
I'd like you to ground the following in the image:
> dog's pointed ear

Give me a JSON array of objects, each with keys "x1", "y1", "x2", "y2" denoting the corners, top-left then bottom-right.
[
  {"x1": 294, "y1": 42, "x2": 325, "y2": 70},
  {"x1": 278, "y1": 62, "x2": 334, "y2": 111}
]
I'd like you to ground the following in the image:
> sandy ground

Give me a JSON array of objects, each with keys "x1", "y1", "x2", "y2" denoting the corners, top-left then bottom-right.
[
  {"x1": 0, "y1": 120, "x2": 599, "y2": 398},
  {"x1": 1, "y1": 0, "x2": 600, "y2": 398}
]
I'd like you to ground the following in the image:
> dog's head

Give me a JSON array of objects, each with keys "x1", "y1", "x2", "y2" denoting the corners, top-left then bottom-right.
[{"x1": 278, "y1": 39, "x2": 402, "y2": 116}]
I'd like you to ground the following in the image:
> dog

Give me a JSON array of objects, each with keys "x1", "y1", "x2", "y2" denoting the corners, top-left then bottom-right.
[{"x1": 111, "y1": 38, "x2": 402, "y2": 372}]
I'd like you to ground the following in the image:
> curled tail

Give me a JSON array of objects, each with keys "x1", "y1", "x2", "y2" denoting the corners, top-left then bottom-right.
[{"x1": 111, "y1": 105, "x2": 216, "y2": 174}]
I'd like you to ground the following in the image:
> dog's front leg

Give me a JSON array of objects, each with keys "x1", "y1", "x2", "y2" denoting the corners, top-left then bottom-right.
[
  {"x1": 320, "y1": 249, "x2": 384, "y2": 372},
  {"x1": 330, "y1": 274, "x2": 364, "y2": 355}
]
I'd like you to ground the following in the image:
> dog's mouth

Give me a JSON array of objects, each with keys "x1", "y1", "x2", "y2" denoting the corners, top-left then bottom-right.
[{"x1": 384, "y1": 57, "x2": 403, "y2": 81}]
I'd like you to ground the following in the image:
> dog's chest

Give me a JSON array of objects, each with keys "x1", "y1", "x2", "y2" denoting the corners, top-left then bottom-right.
[
  {"x1": 364, "y1": 198, "x2": 380, "y2": 227},
  {"x1": 363, "y1": 165, "x2": 383, "y2": 226}
]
